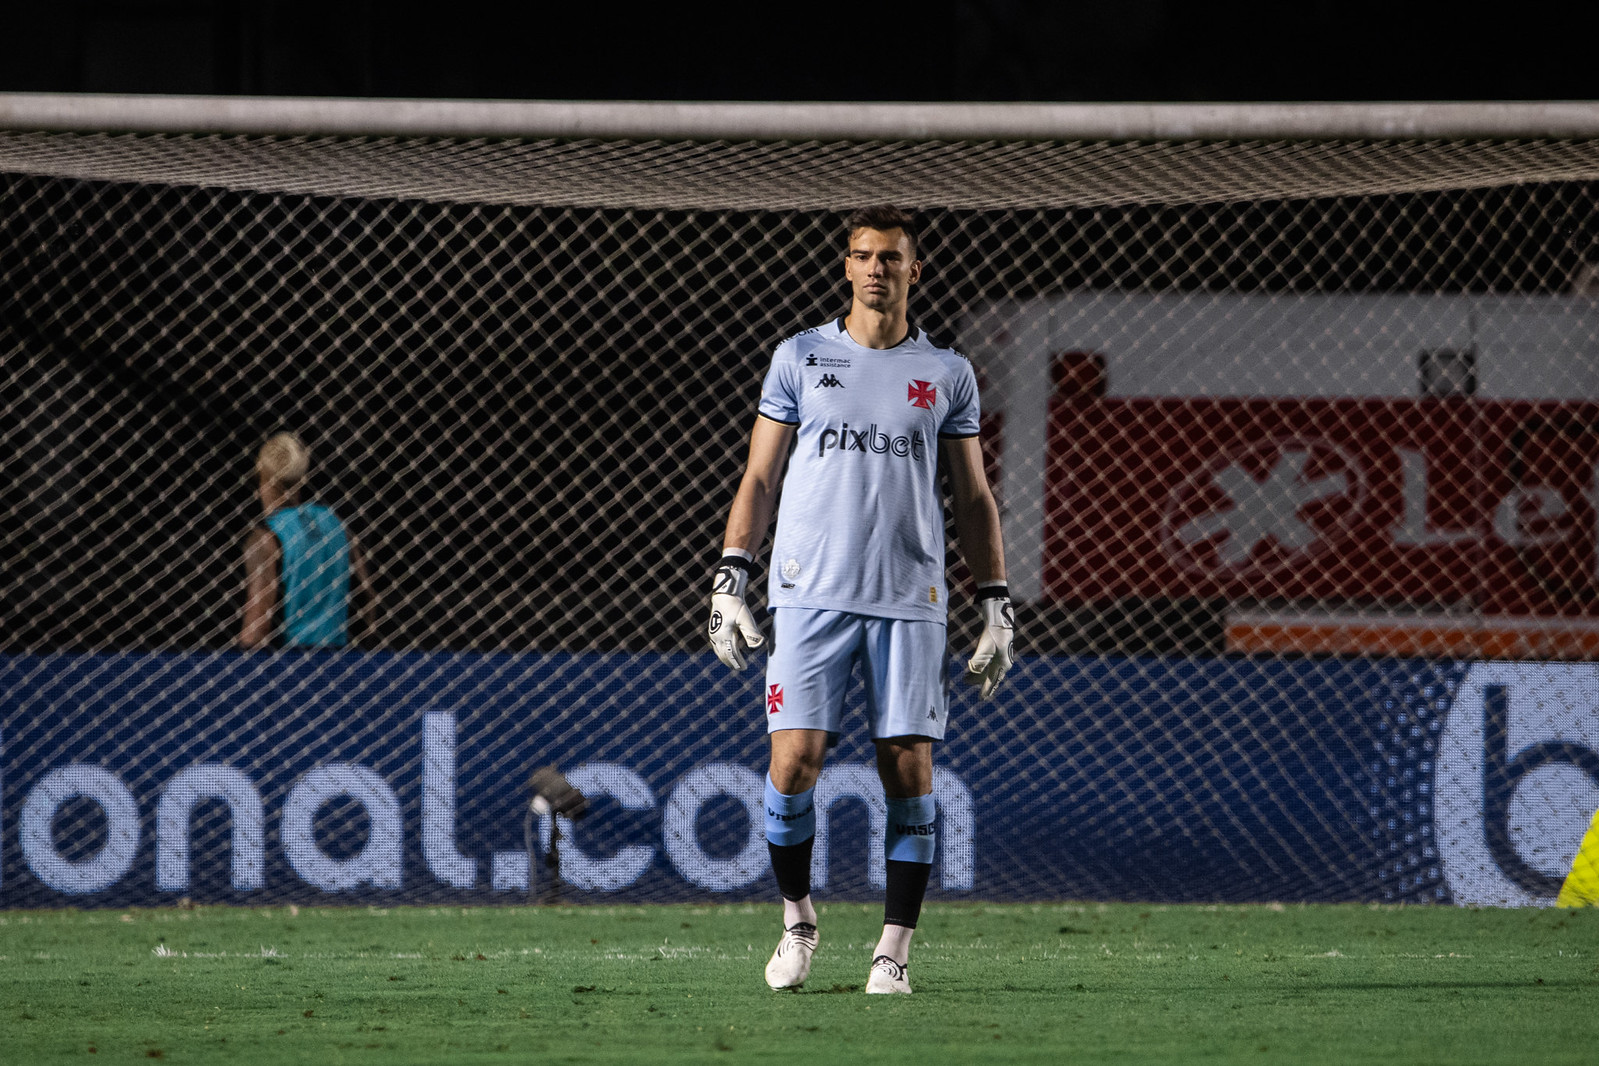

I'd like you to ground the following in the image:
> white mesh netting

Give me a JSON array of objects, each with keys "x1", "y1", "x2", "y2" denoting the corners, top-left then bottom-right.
[{"x1": 5, "y1": 112, "x2": 1599, "y2": 908}]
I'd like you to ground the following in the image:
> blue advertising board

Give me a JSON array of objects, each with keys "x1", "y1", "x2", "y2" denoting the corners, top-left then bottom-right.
[{"x1": 2, "y1": 652, "x2": 1593, "y2": 908}]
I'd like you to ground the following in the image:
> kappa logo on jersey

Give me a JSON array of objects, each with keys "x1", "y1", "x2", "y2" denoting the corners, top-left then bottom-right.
[
  {"x1": 815, "y1": 373, "x2": 845, "y2": 389},
  {"x1": 908, "y1": 380, "x2": 938, "y2": 409},
  {"x1": 817, "y1": 422, "x2": 927, "y2": 460},
  {"x1": 767, "y1": 684, "x2": 784, "y2": 715}
]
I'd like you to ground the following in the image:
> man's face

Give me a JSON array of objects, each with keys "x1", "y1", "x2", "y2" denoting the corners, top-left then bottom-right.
[{"x1": 844, "y1": 226, "x2": 921, "y2": 314}]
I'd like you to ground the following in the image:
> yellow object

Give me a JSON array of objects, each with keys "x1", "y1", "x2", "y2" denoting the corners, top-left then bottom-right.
[{"x1": 1556, "y1": 808, "x2": 1599, "y2": 907}]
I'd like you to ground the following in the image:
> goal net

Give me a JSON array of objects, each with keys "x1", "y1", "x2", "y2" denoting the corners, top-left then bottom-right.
[{"x1": 5, "y1": 100, "x2": 1599, "y2": 909}]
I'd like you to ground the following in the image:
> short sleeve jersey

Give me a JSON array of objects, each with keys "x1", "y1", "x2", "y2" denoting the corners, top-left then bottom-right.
[{"x1": 757, "y1": 317, "x2": 982, "y2": 623}]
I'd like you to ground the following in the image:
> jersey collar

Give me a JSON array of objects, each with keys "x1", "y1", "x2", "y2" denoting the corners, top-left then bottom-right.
[{"x1": 833, "y1": 316, "x2": 921, "y2": 350}]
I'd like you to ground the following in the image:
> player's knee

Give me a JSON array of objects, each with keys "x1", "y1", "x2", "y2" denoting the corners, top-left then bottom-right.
[
  {"x1": 874, "y1": 738, "x2": 933, "y2": 796},
  {"x1": 885, "y1": 793, "x2": 936, "y2": 864},
  {"x1": 769, "y1": 732, "x2": 827, "y2": 791}
]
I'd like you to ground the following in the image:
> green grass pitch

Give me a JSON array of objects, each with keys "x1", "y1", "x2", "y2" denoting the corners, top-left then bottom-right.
[{"x1": 3, "y1": 901, "x2": 1595, "y2": 1064}]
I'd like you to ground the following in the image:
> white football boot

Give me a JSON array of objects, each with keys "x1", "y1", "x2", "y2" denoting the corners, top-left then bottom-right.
[
  {"x1": 865, "y1": 954, "x2": 912, "y2": 994},
  {"x1": 764, "y1": 922, "x2": 818, "y2": 990}
]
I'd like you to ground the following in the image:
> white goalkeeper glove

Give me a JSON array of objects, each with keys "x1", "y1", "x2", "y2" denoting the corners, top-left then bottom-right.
[
  {"x1": 708, "y1": 554, "x2": 765, "y2": 670},
  {"x1": 965, "y1": 584, "x2": 1015, "y2": 700}
]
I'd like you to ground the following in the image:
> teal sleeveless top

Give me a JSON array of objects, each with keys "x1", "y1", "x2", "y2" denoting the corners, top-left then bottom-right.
[{"x1": 263, "y1": 503, "x2": 351, "y2": 647}]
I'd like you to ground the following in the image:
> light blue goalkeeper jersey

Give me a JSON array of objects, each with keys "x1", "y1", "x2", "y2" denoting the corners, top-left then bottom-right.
[{"x1": 757, "y1": 317, "x2": 982, "y2": 623}]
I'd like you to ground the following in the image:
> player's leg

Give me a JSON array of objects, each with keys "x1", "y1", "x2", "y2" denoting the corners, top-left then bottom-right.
[
  {"x1": 768, "y1": 728, "x2": 826, "y2": 928},
  {"x1": 869, "y1": 736, "x2": 934, "y2": 993},
  {"x1": 861, "y1": 617, "x2": 947, "y2": 994},
  {"x1": 762, "y1": 608, "x2": 859, "y2": 989},
  {"x1": 1557, "y1": 807, "x2": 1599, "y2": 907},
  {"x1": 763, "y1": 728, "x2": 828, "y2": 988}
]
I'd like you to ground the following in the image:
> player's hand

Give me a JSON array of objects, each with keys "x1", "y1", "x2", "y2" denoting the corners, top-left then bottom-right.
[
  {"x1": 965, "y1": 586, "x2": 1015, "y2": 700},
  {"x1": 708, "y1": 556, "x2": 765, "y2": 670}
]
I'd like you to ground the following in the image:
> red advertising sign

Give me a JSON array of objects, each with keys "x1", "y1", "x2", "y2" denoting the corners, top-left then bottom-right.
[{"x1": 1042, "y1": 398, "x2": 1599, "y2": 619}]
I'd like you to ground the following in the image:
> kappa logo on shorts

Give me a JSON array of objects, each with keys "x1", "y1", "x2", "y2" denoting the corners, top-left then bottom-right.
[
  {"x1": 767, "y1": 684, "x2": 784, "y2": 714},
  {"x1": 908, "y1": 380, "x2": 937, "y2": 409}
]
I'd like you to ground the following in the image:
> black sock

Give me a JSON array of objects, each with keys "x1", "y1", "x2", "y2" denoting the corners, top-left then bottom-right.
[
  {"x1": 769, "y1": 838, "x2": 815, "y2": 903},
  {"x1": 883, "y1": 859, "x2": 933, "y2": 929}
]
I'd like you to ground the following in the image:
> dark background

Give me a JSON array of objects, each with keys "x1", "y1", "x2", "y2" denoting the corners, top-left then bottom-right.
[
  {"x1": 3, "y1": 1, "x2": 1598, "y2": 103},
  {"x1": 6, "y1": 2, "x2": 1599, "y2": 657}
]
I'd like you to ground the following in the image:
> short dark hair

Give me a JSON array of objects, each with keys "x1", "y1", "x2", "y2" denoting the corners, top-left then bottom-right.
[{"x1": 845, "y1": 205, "x2": 920, "y2": 258}]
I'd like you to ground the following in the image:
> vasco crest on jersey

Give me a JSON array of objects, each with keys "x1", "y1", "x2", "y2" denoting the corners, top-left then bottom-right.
[{"x1": 907, "y1": 379, "x2": 938, "y2": 409}]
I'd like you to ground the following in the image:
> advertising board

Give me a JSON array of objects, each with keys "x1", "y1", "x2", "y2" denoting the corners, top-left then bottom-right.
[{"x1": 8, "y1": 652, "x2": 1593, "y2": 908}]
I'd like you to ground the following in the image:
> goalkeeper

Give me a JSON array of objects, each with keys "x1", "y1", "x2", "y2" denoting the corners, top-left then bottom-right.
[{"x1": 708, "y1": 205, "x2": 1014, "y2": 995}]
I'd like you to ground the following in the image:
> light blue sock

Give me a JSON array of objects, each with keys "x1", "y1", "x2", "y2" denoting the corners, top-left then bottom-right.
[
  {"x1": 885, "y1": 793, "x2": 937, "y2": 864},
  {"x1": 765, "y1": 774, "x2": 816, "y2": 847}
]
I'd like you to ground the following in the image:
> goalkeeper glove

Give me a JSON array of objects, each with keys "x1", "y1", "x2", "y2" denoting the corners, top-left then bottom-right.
[
  {"x1": 965, "y1": 584, "x2": 1015, "y2": 700},
  {"x1": 708, "y1": 554, "x2": 765, "y2": 670}
]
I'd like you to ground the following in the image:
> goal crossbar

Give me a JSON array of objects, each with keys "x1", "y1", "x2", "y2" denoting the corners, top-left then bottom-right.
[{"x1": 5, "y1": 93, "x2": 1599, "y2": 142}]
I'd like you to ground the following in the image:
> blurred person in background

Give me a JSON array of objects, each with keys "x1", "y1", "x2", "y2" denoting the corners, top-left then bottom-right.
[{"x1": 240, "y1": 431, "x2": 375, "y2": 648}]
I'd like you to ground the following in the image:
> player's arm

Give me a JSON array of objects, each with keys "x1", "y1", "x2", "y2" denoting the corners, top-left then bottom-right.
[
  {"x1": 347, "y1": 530, "x2": 377, "y2": 646},
  {"x1": 942, "y1": 435, "x2": 1015, "y2": 699},
  {"x1": 709, "y1": 415, "x2": 795, "y2": 669},
  {"x1": 239, "y1": 527, "x2": 281, "y2": 649},
  {"x1": 943, "y1": 435, "x2": 1005, "y2": 586},
  {"x1": 722, "y1": 414, "x2": 795, "y2": 556}
]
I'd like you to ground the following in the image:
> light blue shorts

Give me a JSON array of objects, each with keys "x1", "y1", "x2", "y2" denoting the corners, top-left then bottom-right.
[{"x1": 764, "y1": 607, "x2": 949, "y2": 741}]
